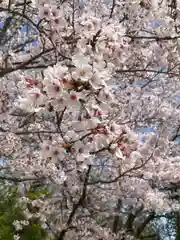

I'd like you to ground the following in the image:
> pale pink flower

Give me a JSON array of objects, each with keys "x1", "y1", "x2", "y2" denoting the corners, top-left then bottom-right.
[
  {"x1": 27, "y1": 88, "x2": 45, "y2": 106},
  {"x1": 41, "y1": 140, "x2": 52, "y2": 159},
  {"x1": 51, "y1": 5, "x2": 61, "y2": 19},
  {"x1": 98, "y1": 88, "x2": 114, "y2": 103},
  {"x1": 39, "y1": 4, "x2": 51, "y2": 19},
  {"x1": 65, "y1": 91, "x2": 81, "y2": 109},
  {"x1": 50, "y1": 146, "x2": 64, "y2": 163},
  {"x1": 51, "y1": 17, "x2": 67, "y2": 31},
  {"x1": 72, "y1": 121, "x2": 87, "y2": 131},
  {"x1": 51, "y1": 97, "x2": 66, "y2": 111},
  {"x1": 72, "y1": 64, "x2": 92, "y2": 82},
  {"x1": 86, "y1": 117, "x2": 101, "y2": 129},
  {"x1": 64, "y1": 130, "x2": 79, "y2": 142},
  {"x1": 44, "y1": 84, "x2": 63, "y2": 99},
  {"x1": 73, "y1": 141, "x2": 90, "y2": 162},
  {"x1": 72, "y1": 54, "x2": 90, "y2": 69},
  {"x1": 89, "y1": 72, "x2": 106, "y2": 89}
]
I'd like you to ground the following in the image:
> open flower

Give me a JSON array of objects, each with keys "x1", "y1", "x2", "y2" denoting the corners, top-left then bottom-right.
[
  {"x1": 72, "y1": 64, "x2": 92, "y2": 82},
  {"x1": 26, "y1": 88, "x2": 45, "y2": 107},
  {"x1": 44, "y1": 83, "x2": 63, "y2": 99},
  {"x1": 53, "y1": 17, "x2": 67, "y2": 30},
  {"x1": 72, "y1": 120, "x2": 87, "y2": 131},
  {"x1": 110, "y1": 143, "x2": 124, "y2": 159},
  {"x1": 64, "y1": 91, "x2": 81, "y2": 109},
  {"x1": 41, "y1": 140, "x2": 52, "y2": 158},
  {"x1": 72, "y1": 54, "x2": 90, "y2": 69},
  {"x1": 51, "y1": 96, "x2": 66, "y2": 111},
  {"x1": 64, "y1": 130, "x2": 79, "y2": 142},
  {"x1": 86, "y1": 117, "x2": 101, "y2": 129},
  {"x1": 73, "y1": 141, "x2": 90, "y2": 162},
  {"x1": 89, "y1": 72, "x2": 106, "y2": 89},
  {"x1": 51, "y1": 5, "x2": 62, "y2": 19},
  {"x1": 44, "y1": 64, "x2": 68, "y2": 82},
  {"x1": 50, "y1": 145, "x2": 64, "y2": 163},
  {"x1": 39, "y1": 4, "x2": 51, "y2": 20},
  {"x1": 98, "y1": 87, "x2": 114, "y2": 103}
]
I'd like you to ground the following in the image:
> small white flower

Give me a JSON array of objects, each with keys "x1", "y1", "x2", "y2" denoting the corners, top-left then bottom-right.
[
  {"x1": 130, "y1": 151, "x2": 142, "y2": 160},
  {"x1": 13, "y1": 220, "x2": 23, "y2": 231},
  {"x1": 24, "y1": 209, "x2": 32, "y2": 220},
  {"x1": 89, "y1": 72, "x2": 106, "y2": 89},
  {"x1": 39, "y1": 4, "x2": 51, "y2": 19},
  {"x1": 72, "y1": 64, "x2": 92, "y2": 82},
  {"x1": 98, "y1": 87, "x2": 114, "y2": 103},
  {"x1": 86, "y1": 117, "x2": 101, "y2": 129},
  {"x1": 13, "y1": 234, "x2": 20, "y2": 240},
  {"x1": 72, "y1": 54, "x2": 90, "y2": 69},
  {"x1": 27, "y1": 88, "x2": 45, "y2": 106},
  {"x1": 72, "y1": 121, "x2": 87, "y2": 131},
  {"x1": 64, "y1": 130, "x2": 78, "y2": 142},
  {"x1": 21, "y1": 220, "x2": 29, "y2": 226},
  {"x1": 41, "y1": 223, "x2": 48, "y2": 229},
  {"x1": 52, "y1": 17, "x2": 67, "y2": 31},
  {"x1": 73, "y1": 141, "x2": 90, "y2": 162},
  {"x1": 51, "y1": 5, "x2": 61, "y2": 19},
  {"x1": 110, "y1": 143, "x2": 118, "y2": 149},
  {"x1": 41, "y1": 140, "x2": 52, "y2": 158},
  {"x1": 50, "y1": 145, "x2": 64, "y2": 163},
  {"x1": 115, "y1": 147, "x2": 124, "y2": 159},
  {"x1": 51, "y1": 97, "x2": 66, "y2": 111},
  {"x1": 44, "y1": 64, "x2": 68, "y2": 82},
  {"x1": 109, "y1": 122, "x2": 122, "y2": 135}
]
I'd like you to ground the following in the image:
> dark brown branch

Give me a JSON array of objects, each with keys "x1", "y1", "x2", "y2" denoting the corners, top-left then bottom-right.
[
  {"x1": 22, "y1": 0, "x2": 27, "y2": 14},
  {"x1": 0, "y1": 48, "x2": 54, "y2": 78},
  {"x1": 55, "y1": 107, "x2": 66, "y2": 131},
  {"x1": 112, "y1": 199, "x2": 122, "y2": 233},
  {"x1": 14, "y1": 130, "x2": 60, "y2": 135},
  {"x1": 169, "y1": 125, "x2": 180, "y2": 141},
  {"x1": 90, "y1": 29, "x2": 102, "y2": 51},
  {"x1": 115, "y1": 68, "x2": 173, "y2": 75},
  {"x1": 0, "y1": 176, "x2": 44, "y2": 182},
  {"x1": 0, "y1": 7, "x2": 40, "y2": 31},
  {"x1": 88, "y1": 137, "x2": 159, "y2": 185},
  {"x1": 125, "y1": 213, "x2": 136, "y2": 233},
  {"x1": 8, "y1": 0, "x2": 11, "y2": 10},
  {"x1": 126, "y1": 34, "x2": 180, "y2": 41},
  {"x1": 57, "y1": 165, "x2": 91, "y2": 240},
  {"x1": 109, "y1": 0, "x2": 116, "y2": 18}
]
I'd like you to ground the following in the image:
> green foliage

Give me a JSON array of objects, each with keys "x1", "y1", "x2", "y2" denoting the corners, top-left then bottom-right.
[
  {"x1": 0, "y1": 181, "x2": 52, "y2": 240},
  {"x1": 139, "y1": 223, "x2": 157, "y2": 240},
  {"x1": 28, "y1": 186, "x2": 51, "y2": 200},
  {"x1": 0, "y1": 186, "x2": 23, "y2": 240},
  {"x1": 19, "y1": 224, "x2": 47, "y2": 240}
]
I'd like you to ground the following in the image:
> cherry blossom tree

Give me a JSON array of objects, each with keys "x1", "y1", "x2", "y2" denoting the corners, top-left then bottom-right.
[{"x1": 1, "y1": 0, "x2": 180, "y2": 239}]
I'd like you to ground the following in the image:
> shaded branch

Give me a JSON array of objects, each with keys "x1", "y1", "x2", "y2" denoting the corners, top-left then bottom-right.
[
  {"x1": 126, "y1": 34, "x2": 180, "y2": 41},
  {"x1": 135, "y1": 212, "x2": 155, "y2": 238},
  {"x1": 109, "y1": 0, "x2": 116, "y2": 18},
  {"x1": 0, "y1": 175, "x2": 44, "y2": 182},
  {"x1": 57, "y1": 165, "x2": 92, "y2": 240}
]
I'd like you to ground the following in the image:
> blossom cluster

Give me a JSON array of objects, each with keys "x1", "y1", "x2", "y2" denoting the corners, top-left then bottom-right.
[{"x1": 2, "y1": 0, "x2": 180, "y2": 239}]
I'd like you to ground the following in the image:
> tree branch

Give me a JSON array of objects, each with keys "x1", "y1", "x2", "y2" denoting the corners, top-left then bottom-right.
[{"x1": 57, "y1": 165, "x2": 91, "y2": 240}]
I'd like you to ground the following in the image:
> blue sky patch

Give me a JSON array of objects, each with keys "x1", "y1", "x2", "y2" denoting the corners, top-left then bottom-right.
[
  {"x1": 0, "y1": 22, "x2": 4, "y2": 29},
  {"x1": 133, "y1": 81, "x2": 147, "y2": 87},
  {"x1": 150, "y1": 20, "x2": 162, "y2": 29}
]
